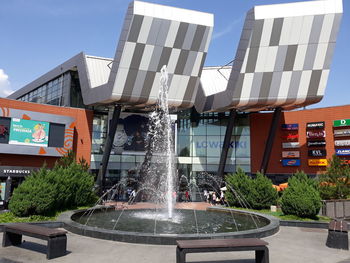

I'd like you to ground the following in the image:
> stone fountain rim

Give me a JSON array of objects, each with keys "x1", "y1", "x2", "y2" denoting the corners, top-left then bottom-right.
[{"x1": 58, "y1": 206, "x2": 280, "y2": 245}]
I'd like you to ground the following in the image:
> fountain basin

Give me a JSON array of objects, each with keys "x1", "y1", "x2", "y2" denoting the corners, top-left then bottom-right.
[{"x1": 59, "y1": 206, "x2": 279, "y2": 245}]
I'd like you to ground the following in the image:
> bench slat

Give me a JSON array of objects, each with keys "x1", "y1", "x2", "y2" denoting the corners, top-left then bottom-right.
[
  {"x1": 5, "y1": 223, "x2": 67, "y2": 237},
  {"x1": 177, "y1": 238, "x2": 268, "y2": 249}
]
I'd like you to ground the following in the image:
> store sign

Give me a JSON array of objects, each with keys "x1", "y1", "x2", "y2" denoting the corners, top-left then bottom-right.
[
  {"x1": 306, "y1": 122, "x2": 325, "y2": 129},
  {"x1": 281, "y1": 134, "x2": 299, "y2": 140},
  {"x1": 306, "y1": 130, "x2": 326, "y2": 139},
  {"x1": 334, "y1": 129, "x2": 350, "y2": 137},
  {"x1": 334, "y1": 140, "x2": 350, "y2": 146},
  {"x1": 281, "y1": 124, "x2": 298, "y2": 130},
  {"x1": 282, "y1": 159, "x2": 300, "y2": 166},
  {"x1": 282, "y1": 142, "x2": 299, "y2": 148},
  {"x1": 335, "y1": 149, "x2": 350, "y2": 156},
  {"x1": 282, "y1": 151, "x2": 300, "y2": 158},
  {"x1": 333, "y1": 119, "x2": 350, "y2": 127},
  {"x1": 9, "y1": 118, "x2": 50, "y2": 147},
  {"x1": 308, "y1": 159, "x2": 328, "y2": 166},
  {"x1": 0, "y1": 166, "x2": 35, "y2": 177},
  {"x1": 307, "y1": 141, "x2": 326, "y2": 147},
  {"x1": 308, "y1": 149, "x2": 327, "y2": 157}
]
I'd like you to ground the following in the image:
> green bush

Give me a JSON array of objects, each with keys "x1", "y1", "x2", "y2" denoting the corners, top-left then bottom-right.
[
  {"x1": 9, "y1": 152, "x2": 97, "y2": 217},
  {"x1": 281, "y1": 171, "x2": 321, "y2": 218},
  {"x1": 250, "y1": 172, "x2": 278, "y2": 209},
  {"x1": 319, "y1": 155, "x2": 350, "y2": 199},
  {"x1": 225, "y1": 168, "x2": 278, "y2": 209}
]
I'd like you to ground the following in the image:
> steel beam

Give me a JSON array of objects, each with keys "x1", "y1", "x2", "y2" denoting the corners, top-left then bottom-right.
[{"x1": 260, "y1": 107, "x2": 282, "y2": 174}]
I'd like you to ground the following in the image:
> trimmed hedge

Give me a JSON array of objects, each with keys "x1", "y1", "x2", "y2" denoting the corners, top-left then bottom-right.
[
  {"x1": 9, "y1": 152, "x2": 97, "y2": 217},
  {"x1": 281, "y1": 171, "x2": 321, "y2": 218},
  {"x1": 225, "y1": 168, "x2": 278, "y2": 209}
]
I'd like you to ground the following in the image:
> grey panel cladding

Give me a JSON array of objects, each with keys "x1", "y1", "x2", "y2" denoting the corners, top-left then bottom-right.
[
  {"x1": 329, "y1": 13, "x2": 342, "y2": 43},
  {"x1": 191, "y1": 25, "x2": 206, "y2": 51},
  {"x1": 307, "y1": 70, "x2": 322, "y2": 98},
  {"x1": 174, "y1": 22, "x2": 190, "y2": 49},
  {"x1": 146, "y1": 18, "x2": 163, "y2": 45},
  {"x1": 128, "y1": 15, "x2": 144, "y2": 42},
  {"x1": 269, "y1": 18, "x2": 284, "y2": 46},
  {"x1": 284, "y1": 45, "x2": 298, "y2": 71},
  {"x1": 250, "y1": 20, "x2": 264, "y2": 48},
  {"x1": 245, "y1": 47, "x2": 259, "y2": 73},
  {"x1": 155, "y1": 19, "x2": 171, "y2": 46},
  {"x1": 130, "y1": 43, "x2": 146, "y2": 69},
  {"x1": 309, "y1": 15, "x2": 324, "y2": 44}
]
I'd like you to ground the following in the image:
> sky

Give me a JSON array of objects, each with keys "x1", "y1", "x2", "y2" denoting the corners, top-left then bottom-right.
[{"x1": 0, "y1": 0, "x2": 349, "y2": 109}]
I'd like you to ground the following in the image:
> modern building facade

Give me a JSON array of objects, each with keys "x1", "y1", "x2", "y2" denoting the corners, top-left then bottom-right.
[{"x1": 4, "y1": 0, "x2": 344, "y2": 196}]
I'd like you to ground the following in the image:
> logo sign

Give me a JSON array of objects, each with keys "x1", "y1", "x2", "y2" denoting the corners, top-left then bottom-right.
[
  {"x1": 335, "y1": 149, "x2": 350, "y2": 156},
  {"x1": 306, "y1": 122, "x2": 325, "y2": 129},
  {"x1": 307, "y1": 141, "x2": 326, "y2": 147},
  {"x1": 282, "y1": 142, "x2": 300, "y2": 148},
  {"x1": 334, "y1": 140, "x2": 350, "y2": 147},
  {"x1": 281, "y1": 134, "x2": 299, "y2": 140},
  {"x1": 306, "y1": 130, "x2": 326, "y2": 139},
  {"x1": 308, "y1": 149, "x2": 327, "y2": 157},
  {"x1": 282, "y1": 151, "x2": 300, "y2": 158},
  {"x1": 308, "y1": 159, "x2": 328, "y2": 166},
  {"x1": 334, "y1": 129, "x2": 350, "y2": 137},
  {"x1": 334, "y1": 119, "x2": 350, "y2": 127},
  {"x1": 282, "y1": 159, "x2": 301, "y2": 166},
  {"x1": 281, "y1": 124, "x2": 298, "y2": 130}
]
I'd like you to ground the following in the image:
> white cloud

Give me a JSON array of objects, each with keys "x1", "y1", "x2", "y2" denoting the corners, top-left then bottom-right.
[{"x1": 0, "y1": 69, "x2": 14, "y2": 97}]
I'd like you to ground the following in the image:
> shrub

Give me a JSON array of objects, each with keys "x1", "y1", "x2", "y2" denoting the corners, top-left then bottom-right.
[
  {"x1": 250, "y1": 172, "x2": 278, "y2": 209},
  {"x1": 319, "y1": 155, "x2": 350, "y2": 199},
  {"x1": 281, "y1": 171, "x2": 321, "y2": 218},
  {"x1": 9, "y1": 151, "x2": 97, "y2": 217},
  {"x1": 225, "y1": 169, "x2": 278, "y2": 209}
]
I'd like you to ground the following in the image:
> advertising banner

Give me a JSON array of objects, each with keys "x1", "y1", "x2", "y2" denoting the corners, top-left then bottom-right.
[
  {"x1": 281, "y1": 124, "x2": 298, "y2": 130},
  {"x1": 282, "y1": 159, "x2": 300, "y2": 166},
  {"x1": 0, "y1": 182, "x2": 5, "y2": 201},
  {"x1": 9, "y1": 118, "x2": 50, "y2": 147},
  {"x1": 306, "y1": 121, "x2": 325, "y2": 129},
  {"x1": 307, "y1": 141, "x2": 326, "y2": 147},
  {"x1": 334, "y1": 129, "x2": 350, "y2": 137},
  {"x1": 282, "y1": 151, "x2": 300, "y2": 158},
  {"x1": 281, "y1": 134, "x2": 299, "y2": 140},
  {"x1": 334, "y1": 140, "x2": 350, "y2": 147},
  {"x1": 308, "y1": 159, "x2": 328, "y2": 166},
  {"x1": 308, "y1": 149, "x2": 327, "y2": 157},
  {"x1": 335, "y1": 149, "x2": 350, "y2": 156},
  {"x1": 282, "y1": 142, "x2": 299, "y2": 148},
  {"x1": 333, "y1": 119, "x2": 350, "y2": 127},
  {"x1": 0, "y1": 117, "x2": 10, "y2": 144},
  {"x1": 306, "y1": 130, "x2": 326, "y2": 139}
]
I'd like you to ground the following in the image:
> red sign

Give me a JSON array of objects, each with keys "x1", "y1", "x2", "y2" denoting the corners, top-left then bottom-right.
[
  {"x1": 306, "y1": 130, "x2": 326, "y2": 139},
  {"x1": 281, "y1": 134, "x2": 299, "y2": 140}
]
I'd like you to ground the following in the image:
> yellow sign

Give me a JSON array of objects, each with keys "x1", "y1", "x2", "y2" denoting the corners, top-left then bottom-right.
[{"x1": 308, "y1": 159, "x2": 328, "y2": 166}]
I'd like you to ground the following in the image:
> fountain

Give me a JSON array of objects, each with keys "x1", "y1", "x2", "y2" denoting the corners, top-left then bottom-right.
[{"x1": 59, "y1": 66, "x2": 279, "y2": 244}]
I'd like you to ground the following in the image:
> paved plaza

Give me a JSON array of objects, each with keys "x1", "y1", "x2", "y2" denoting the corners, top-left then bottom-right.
[{"x1": 0, "y1": 226, "x2": 349, "y2": 263}]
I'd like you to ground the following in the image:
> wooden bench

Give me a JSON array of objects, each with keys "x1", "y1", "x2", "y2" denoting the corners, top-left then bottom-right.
[
  {"x1": 2, "y1": 223, "x2": 67, "y2": 259},
  {"x1": 326, "y1": 220, "x2": 348, "y2": 250},
  {"x1": 176, "y1": 238, "x2": 269, "y2": 263}
]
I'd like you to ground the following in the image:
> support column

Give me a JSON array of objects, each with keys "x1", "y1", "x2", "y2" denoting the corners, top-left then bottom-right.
[
  {"x1": 217, "y1": 109, "x2": 237, "y2": 179},
  {"x1": 96, "y1": 105, "x2": 122, "y2": 195},
  {"x1": 260, "y1": 107, "x2": 282, "y2": 174}
]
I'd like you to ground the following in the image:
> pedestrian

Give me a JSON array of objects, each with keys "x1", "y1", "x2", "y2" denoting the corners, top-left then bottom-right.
[
  {"x1": 220, "y1": 191, "x2": 225, "y2": 205},
  {"x1": 128, "y1": 189, "x2": 136, "y2": 204},
  {"x1": 185, "y1": 190, "x2": 189, "y2": 202},
  {"x1": 212, "y1": 192, "x2": 216, "y2": 205}
]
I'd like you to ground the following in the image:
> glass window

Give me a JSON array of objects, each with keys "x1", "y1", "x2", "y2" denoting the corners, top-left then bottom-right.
[
  {"x1": 177, "y1": 136, "x2": 191, "y2": 157},
  {"x1": 206, "y1": 135, "x2": 222, "y2": 157},
  {"x1": 192, "y1": 136, "x2": 207, "y2": 157}
]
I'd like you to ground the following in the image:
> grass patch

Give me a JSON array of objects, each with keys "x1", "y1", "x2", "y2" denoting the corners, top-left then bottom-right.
[
  {"x1": 0, "y1": 206, "x2": 92, "y2": 224},
  {"x1": 229, "y1": 207, "x2": 331, "y2": 222}
]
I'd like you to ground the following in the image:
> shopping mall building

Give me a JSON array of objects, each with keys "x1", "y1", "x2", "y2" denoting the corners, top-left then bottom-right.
[{"x1": 0, "y1": 0, "x2": 345, "y2": 201}]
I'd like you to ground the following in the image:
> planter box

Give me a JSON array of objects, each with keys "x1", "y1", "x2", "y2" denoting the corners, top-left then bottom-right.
[{"x1": 321, "y1": 199, "x2": 350, "y2": 219}]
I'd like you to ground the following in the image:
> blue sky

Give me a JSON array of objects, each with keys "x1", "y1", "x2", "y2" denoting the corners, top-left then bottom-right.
[{"x1": 0, "y1": 0, "x2": 349, "y2": 109}]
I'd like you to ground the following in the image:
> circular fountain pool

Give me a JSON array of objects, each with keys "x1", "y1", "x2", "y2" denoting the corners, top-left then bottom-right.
[{"x1": 59, "y1": 207, "x2": 279, "y2": 245}]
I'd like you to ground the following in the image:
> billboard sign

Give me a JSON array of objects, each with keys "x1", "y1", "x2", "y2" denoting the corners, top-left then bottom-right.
[
  {"x1": 282, "y1": 151, "x2": 300, "y2": 158},
  {"x1": 335, "y1": 149, "x2": 350, "y2": 156},
  {"x1": 282, "y1": 159, "x2": 300, "y2": 166},
  {"x1": 306, "y1": 130, "x2": 326, "y2": 139},
  {"x1": 334, "y1": 129, "x2": 350, "y2": 137},
  {"x1": 307, "y1": 141, "x2": 326, "y2": 147},
  {"x1": 9, "y1": 118, "x2": 50, "y2": 147},
  {"x1": 282, "y1": 142, "x2": 300, "y2": 148},
  {"x1": 306, "y1": 122, "x2": 325, "y2": 129},
  {"x1": 333, "y1": 119, "x2": 350, "y2": 127},
  {"x1": 308, "y1": 159, "x2": 328, "y2": 166},
  {"x1": 334, "y1": 140, "x2": 350, "y2": 147},
  {"x1": 281, "y1": 124, "x2": 298, "y2": 130},
  {"x1": 308, "y1": 149, "x2": 327, "y2": 157}
]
